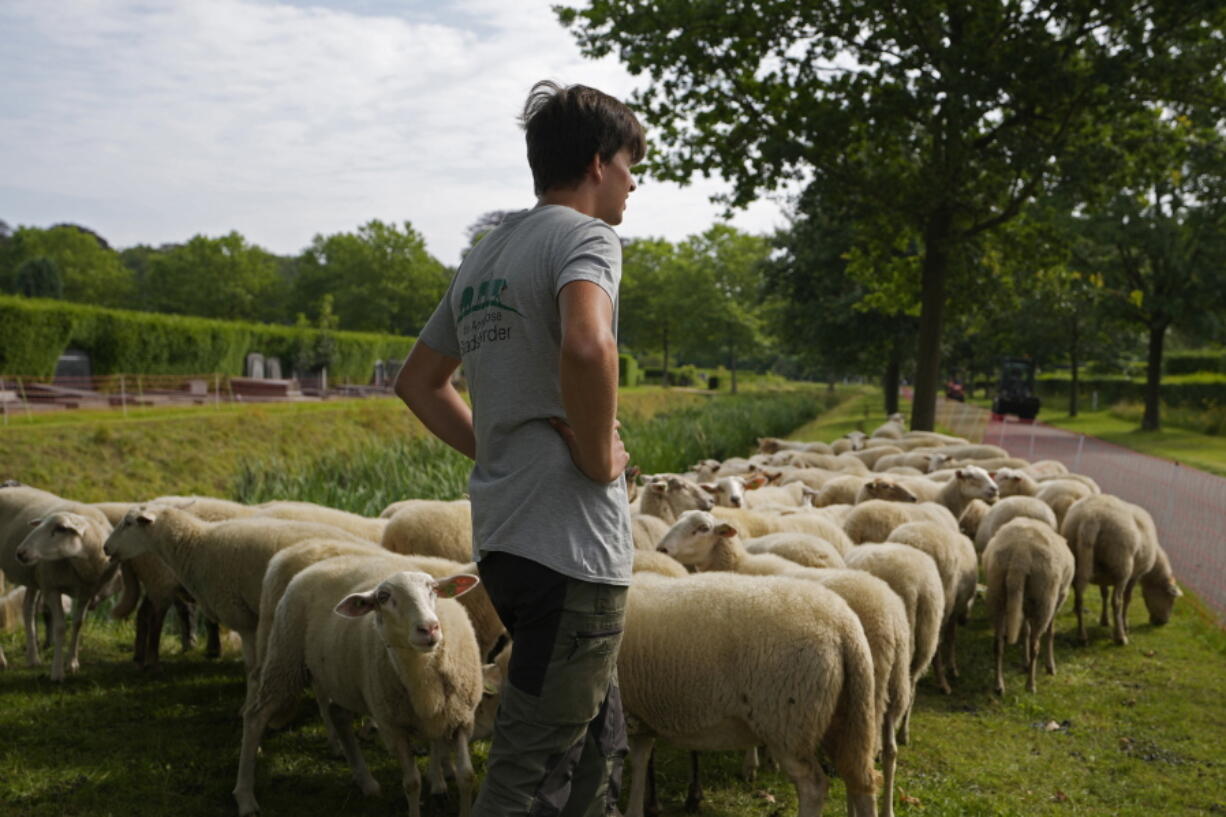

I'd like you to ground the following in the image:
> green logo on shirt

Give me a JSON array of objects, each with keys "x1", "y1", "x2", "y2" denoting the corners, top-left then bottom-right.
[{"x1": 457, "y1": 278, "x2": 522, "y2": 322}]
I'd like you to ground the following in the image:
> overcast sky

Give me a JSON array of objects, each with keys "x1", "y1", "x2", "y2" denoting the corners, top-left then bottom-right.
[{"x1": 0, "y1": 0, "x2": 789, "y2": 266}]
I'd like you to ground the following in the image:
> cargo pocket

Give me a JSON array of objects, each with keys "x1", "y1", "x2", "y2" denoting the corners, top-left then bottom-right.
[{"x1": 536, "y1": 610, "x2": 624, "y2": 726}]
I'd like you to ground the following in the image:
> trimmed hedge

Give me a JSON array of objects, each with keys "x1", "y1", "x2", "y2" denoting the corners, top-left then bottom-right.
[
  {"x1": 0, "y1": 295, "x2": 413, "y2": 383},
  {"x1": 1037, "y1": 372, "x2": 1226, "y2": 409},
  {"x1": 618, "y1": 353, "x2": 641, "y2": 387},
  {"x1": 1166, "y1": 350, "x2": 1226, "y2": 375}
]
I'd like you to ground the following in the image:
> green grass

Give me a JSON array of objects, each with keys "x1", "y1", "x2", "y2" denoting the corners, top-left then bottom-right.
[
  {"x1": 787, "y1": 385, "x2": 910, "y2": 441},
  {"x1": 3, "y1": 577, "x2": 1224, "y2": 815}
]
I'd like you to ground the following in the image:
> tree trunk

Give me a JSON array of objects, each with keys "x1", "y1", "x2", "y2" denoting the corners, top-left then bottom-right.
[
  {"x1": 910, "y1": 211, "x2": 953, "y2": 431},
  {"x1": 1141, "y1": 321, "x2": 1167, "y2": 431},
  {"x1": 662, "y1": 325, "x2": 670, "y2": 387},
  {"x1": 729, "y1": 340, "x2": 738, "y2": 394},
  {"x1": 883, "y1": 342, "x2": 901, "y2": 415},
  {"x1": 1068, "y1": 314, "x2": 1080, "y2": 418}
]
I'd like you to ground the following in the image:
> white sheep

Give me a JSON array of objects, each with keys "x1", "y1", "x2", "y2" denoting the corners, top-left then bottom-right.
[
  {"x1": 381, "y1": 499, "x2": 474, "y2": 563},
  {"x1": 815, "y1": 475, "x2": 871, "y2": 507},
  {"x1": 14, "y1": 511, "x2": 121, "y2": 681},
  {"x1": 842, "y1": 500, "x2": 959, "y2": 545},
  {"x1": 931, "y1": 466, "x2": 999, "y2": 519},
  {"x1": 871, "y1": 419, "x2": 905, "y2": 439},
  {"x1": 630, "y1": 512, "x2": 671, "y2": 552},
  {"x1": 711, "y1": 505, "x2": 853, "y2": 554},
  {"x1": 638, "y1": 475, "x2": 715, "y2": 524},
  {"x1": 619, "y1": 571, "x2": 880, "y2": 817},
  {"x1": 844, "y1": 445, "x2": 904, "y2": 470},
  {"x1": 933, "y1": 443, "x2": 1010, "y2": 461},
  {"x1": 772, "y1": 451, "x2": 871, "y2": 476},
  {"x1": 993, "y1": 467, "x2": 1039, "y2": 498},
  {"x1": 842, "y1": 543, "x2": 944, "y2": 737},
  {"x1": 945, "y1": 456, "x2": 1031, "y2": 472},
  {"x1": 744, "y1": 533, "x2": 846, "y2": 569},
  {"x1": 1036, "y1": 472, "x2": 1101, "y2": 494},
  {"x1": 756, "y1": 437, "x2": 834, "y2": 455},
  {"x1": 632, "y1": 549, "x2": 690, "y2": 578},
  {"x1": 252, "y1": 500, "x2": 387, "y2": 544},
  {"x1": 657, "y1": 511, "x2": 799, "y2": 575},
  {"x1": 982, "y1": 518, "x2": 1075, "y2": 694},
  {"x1": 235, "y1": 561, "x2": 482, "y2": 817},
  {"x1": 1061, "y1": 495, "x2": 1180, "y2": 645},
  {"x1": 872, "y1": 451, "x2": 951, "y2": 473},
  {"x1": 149, "y1": 495, "x2": 258, "y2": 521},
  {"x1": 855, "y1": 478, "x2": 921, "y2": 505},
  {"x1": 1035, "y1": 479, "x2": 1096, "y2": 528},
  {"x1": 766, "y1": 466, "x2": 845, "y2": 491},
  {"x1": 1023, "y1": 459, "x2": 1069, "y2": 479},
  {"x1": 973, "y1": 496, "x2": 1058, "y2": 552},
  {"x1": 885, "y1": 521, "x2": 978, "y2": 693},
  {"x1": 103, "y1": 504, "x2": 371, "y2": 697},
  {"x1": 958, "y1": 499, "x2": 990, "y2": 540}
]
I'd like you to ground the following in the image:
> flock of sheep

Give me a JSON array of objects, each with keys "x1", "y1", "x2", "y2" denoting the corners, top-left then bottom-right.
[{"x1": 0, "y1": 411, "x2": 1183, "y2": 817}]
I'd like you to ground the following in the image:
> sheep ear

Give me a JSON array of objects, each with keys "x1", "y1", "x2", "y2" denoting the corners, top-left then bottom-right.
[
  {"x1": 434, "y1": 574, "x2": 479, "y2": 599},
  {"x1": 745, "y1": 474, "x2": 767, "y2": 490},
  {"x1": 625, "y1": 465, "x2": 641, "y2": 482},
  {"x1": 1169, "y1": 582, "x2": 1182, "y2": 598},
  {"x1": 955, "y1": 469, "x2": 965, "y2": 479},
  {"x1": 481, "y1": 662, "x2": 503, "y2": 695},
  {"x1": 335, "y1": 591, "x2": 378, "y2": 618},
  {"x1": 136, "y1": 511, "x2": 156, "y2": 526},
  {"x1": 667, "y1": 476, "x2": 684, "y2": 489},
  {"x1": 649, "y1": 481, "x2": 667, "y2": 494},
  {"x1": 715, "y1": 523, "x2": 737, "y2": 538},
  {"x1": 699, "y1": 483, "x2": 717, "y2": 493},
  {"x1": 28, "y1": 517, "x2": 43, "y2": 528}
]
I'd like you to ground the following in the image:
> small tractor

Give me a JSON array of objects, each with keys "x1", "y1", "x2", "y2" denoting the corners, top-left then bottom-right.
[{"x1": 991, "y1": 357, "x2": 1040, "y2": 421}]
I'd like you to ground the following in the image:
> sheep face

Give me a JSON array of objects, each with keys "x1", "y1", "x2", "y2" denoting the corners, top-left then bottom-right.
[
  {"x1": 665, "y1": 476, "x2": 715, "y2": 513},
  {"x1": 702, "y1": 476, "x2": 746, "y2": 508},
  {"x1": 924, "y1": 453, "x2": 952, "y2": 472},
  {"x1": 15, "y1": 513, "x2": 91, "y2": 564},
  {"x1": 334, "y1": 571, "x2": 479, "y2": 652},
  {"x1": 757, "y1": 438, "x2": 783, "y2": 454},
  {"x1": 1140, "y1": 573, "x2": 1181, "y2": 626},
  {"x1": 955, "y1": 467, "x2": 998, "y2": 502},
  {"x1": 994, "y1": 468, "x2": 1029, "y2": 497},
  {"x1": 102, "y1": 506, "x2": 160, "y2": 561},
  {"x1": 862, "y1": 479, "x2": 918, "y2": 503},
  {"x1": 656, "y1": 510, "x2": 732, "y2": 568}
]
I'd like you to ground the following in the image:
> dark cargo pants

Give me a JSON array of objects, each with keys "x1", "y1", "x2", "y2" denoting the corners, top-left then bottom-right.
[{"x1": 473, "y1": 551, "x2": 628, "y2": 817}]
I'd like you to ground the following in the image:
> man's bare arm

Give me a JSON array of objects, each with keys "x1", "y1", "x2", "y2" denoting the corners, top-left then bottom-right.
[
  {"x1": 395, "y1": 340, "x2": 476, "y2": 460},
  {"x1": 555, "y1": 279, "x2": 628, "y2": 483}
]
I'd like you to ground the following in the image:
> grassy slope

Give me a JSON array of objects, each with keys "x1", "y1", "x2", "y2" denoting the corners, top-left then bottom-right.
[
  {"x1": 3, "y1": 387, "x2": 1225, "y2": 816},
  {"x1": 1039, "y1": 410, "x2": 1226, "y2": 478}
]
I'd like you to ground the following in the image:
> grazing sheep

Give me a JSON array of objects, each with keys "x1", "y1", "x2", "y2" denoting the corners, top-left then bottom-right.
[
  {"x1": 235, "y1": 561, "x2": 482, "y2": 817},
  {"x1": 252, "y1": 501, "x2": 387, "y2": 544},
  {"x1": 103, "y1": 505, "x2": 370, "y2": 696},
  {"x1": 14, "y1": 511, "x2": 121, "y2": 680},
  {"x1": 770, "y1": 450, "x2": 872, "y2": 476},
  {"x1": 149, "y1": 495, "x2": 258, "y2": 521},
  {"x1": 1130, "y1": 504, "x2": 1181, "y2": 628},
  {"x1": 842, "y1": 500, "x2": 959, "y2": 545},
  {"x1": 886, "y1": 521, "x2": 979, "y2": 693},
  {"x1": 900, "y1": 431, "x2": 966, "y2": 445},
  {"x1": 933, "y1": 444, "x2": 1010, "y2": 461},
  {"x1": 757, "y1": 437, "x2": 834, "y2": 456},
  {"x1": 639, "y1": 476, "x2": 715, "y2": 524},
  {"x1": 1037, "y1": 473, "x2": 1101, "y2": 494},
  {"x1": 1035, "y1": 479, "x2": 1096, "y2": 528},
  {"x1": 932, "y1": 466, "x2": 999, "y2": 519},
  {"x1": 381, "y1": 499, "x2": 474, "y2": 563},
  {"x1": 842, "y1": 544, "x2": 944, "y2": 735},
  {"x1": 844, "y1": 445, "x2": 904, "y2": 470},
  {"x1": 872, "y1": 451, "x2": 951, "y2": 473},
  {"x1": 871, "y1": 419, "x2": 905, "y2": 440},
  {"x1": 958, "y1": 499, "x2": 990, "y2": 540},
  {"x1": 657, "y1": 511, "x2": 799, "y2": 575},
  {"x1": 855, "y1": 478, "x2": 920, "y2": 505},
  {"x1": 619, "y1": 572, "x2": 880, "y2": 817},
  {"x1": 945, "y1": 456, "x2": 1031, "y2": 472},
  {"x1": 1024, "y1": 459, "x2": 1069, "y2": 479},
  {"x1": 1060, "y1": 495, "x2": 1165, "y2": 646},
  {"x1": 712, "y1": 505, "x2": 853, "y2": 554},
  {"x1": 993, "y1": 468, "x2": 1039, "y2": 498},
  {"x1": 743, "y1": 481, "x2": 814, "y2": 509},
  {"x1": 974, "y1": 497, "x2": 1058, "y2": 553},
  {"x1": 744, "y1": 533, "x2": 846, "y2": 569},
  {"x1": 632, "y1": 549, "x2": 689, "y2": 578},
  {"x1": 982, "y1": 519, "x2": 1075, "y2": 694},
  {"x1": 631, "y1": 512, "x2": 671, "y2": 552},
  {"x1": 767, "y1": 466, "x2": 845, "y2": 491},
  {"x1": 815, "y1": 475, "x2": 871, "y2": 507}
]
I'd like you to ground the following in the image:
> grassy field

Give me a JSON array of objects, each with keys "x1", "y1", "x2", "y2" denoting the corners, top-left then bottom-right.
[
  {"x1": 1039, "y1": 410, "x2": 1226, "y2": 478},
  {"x1": 3, "y1": 386, "x2": 1224, "y2": 816}
]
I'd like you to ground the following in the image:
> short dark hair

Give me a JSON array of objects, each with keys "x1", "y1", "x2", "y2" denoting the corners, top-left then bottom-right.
[{"x1": 521, "y1": 81, "x2": 646, "y2": 196}]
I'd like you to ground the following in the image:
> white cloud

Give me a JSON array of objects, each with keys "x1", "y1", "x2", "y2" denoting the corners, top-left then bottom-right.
[{"x1": 0, "y1": 0, "x2": 787, "y2": 264}]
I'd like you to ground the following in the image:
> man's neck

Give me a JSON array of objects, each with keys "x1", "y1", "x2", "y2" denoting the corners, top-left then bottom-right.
[{"x1": 537, "y1": 188, "x2": 599, "y2": 220}]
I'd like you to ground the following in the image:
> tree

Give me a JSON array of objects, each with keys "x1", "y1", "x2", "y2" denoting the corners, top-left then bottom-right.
[
  {"x1": 146, "y1": 232, "x2": 288, "y2": 323},
  {"x1": 1, "y1": 225, "x2": 134, "y2": 306},
  {"x1": 14, "y1": 257, "x2": 63, "y2": 299},
  {"x1": 558, "y1": 0, "x2": 1226, "y2": 429},
  {"x1": 292, "y1": 220, "x2": 450, "y2": 334},
  {"x1": 463, "y1": 210, "x2": 517, "y2": 255},
  {"x1": 1068, "y1": 117, "x2": 1226, "y2": 430}
]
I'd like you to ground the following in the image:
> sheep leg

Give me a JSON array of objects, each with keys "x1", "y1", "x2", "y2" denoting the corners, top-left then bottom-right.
[
  {"x1": 174, "y1": 596, "x2": 196, "y2": 651},
  {"x1": 41, "y1": 600, "x2": 53, "y2": 649},
  {"x1": 1025, "y1": 623, "x2": 1040, "y2": 693},
  {"x1": 1098, "y1": 585, "x2": 1110, "y2": 627},
  {"x1": 204, "y1": 612, "x2": 221, "y2": 659},
  {"x1": 742, "y1": 746, "x2": 759, "y2": 782},
  {"x1": 932, "y1": 625, "x2": 951, "y2": 694},
  {"x1": 326, "y1": 700, "x2": 381, "y2": 798},
  {"x1": 0, "y1": 641, "x2": 7, "y2": 671},
  {"x1": 685, "y1": 750, "x2": 703, "y2": 812},
  {"x1": 233, "y1": 701, "x2": 275, "y2": 816},
  {"x1": 145, "y1": 599, "x2": 172, "y2": 669},
  {"x1": 314, "y1": 695, "x2": 346, "y2": 756},
  {"x1": 22, "y1": 586, "x2": 41, "y2": 666},
  {"x1": 46, "y1": 590, "x2": 69, "y2": 682},
  {"x1": 388, "y1": 727, "x2": 423, "y2": 817},
  {"x1": 449, "y1": 727, "x2": 475, "y2": 817},
  {"x1": 947, "y1": 617, "x2": 961, "y2": 678},
  {"x1": 63, "y1": 589, "x2": 90, "y2": 677},
  {"x1": 1073, "y1": 583, "x2": 1088, "y2": 645},
  {"x1": 1111, "y1": 583, "x2": 1127, "y2": 646},
  {"x1": 880, "y1": 710, "x2": 898, "y2": 817},
  {"x1": 995, "y1": 623, "x2": 1005, "y2": 691},
  {"x1": 1044, "y1": 621, "x2": 1057, "y2": 676},
  {"x1": 899, "y1": 681, "x2": 917, "y2": 745},
  {"x1": 133, "y1": 597, "x2": 152, "y2": 666},
  {"x1": 624, "y1": 735, "x2": 656, "y2": 817},
  {"x1": 1121, "y1": 578, "x2": 1137, "y2": 637},
  {"x1": 772, "y1": 747, "x2": 828, "y2": 817},
  {"x1": 1021, "y1": 620, "x2": 1032, "y2": 670},
  {"x1": 645, "y1": 746, "x2": 661, "y2": 817},
  {"x1": 426, "y1": 738, "x2": 450, "y2": 801}
]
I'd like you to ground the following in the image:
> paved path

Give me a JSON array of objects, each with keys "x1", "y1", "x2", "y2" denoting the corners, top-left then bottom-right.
[{"x1": 936, "y1": 400, "x2": 1225, "y2": 623}]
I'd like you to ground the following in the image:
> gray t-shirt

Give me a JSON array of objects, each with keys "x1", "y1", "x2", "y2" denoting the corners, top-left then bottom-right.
[{"x1": 417, "y1": 204, "x2": 633, "y2": 585}]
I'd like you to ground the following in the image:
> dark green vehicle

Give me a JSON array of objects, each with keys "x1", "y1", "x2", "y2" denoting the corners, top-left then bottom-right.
[{"x1": 991, "y1": 357, "x2": 1041, "y2": 421}]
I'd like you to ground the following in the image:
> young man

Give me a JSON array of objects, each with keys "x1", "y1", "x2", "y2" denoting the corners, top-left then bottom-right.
[{"x1": 395, "y1": 81, "x2": 645, "y2": 817}]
